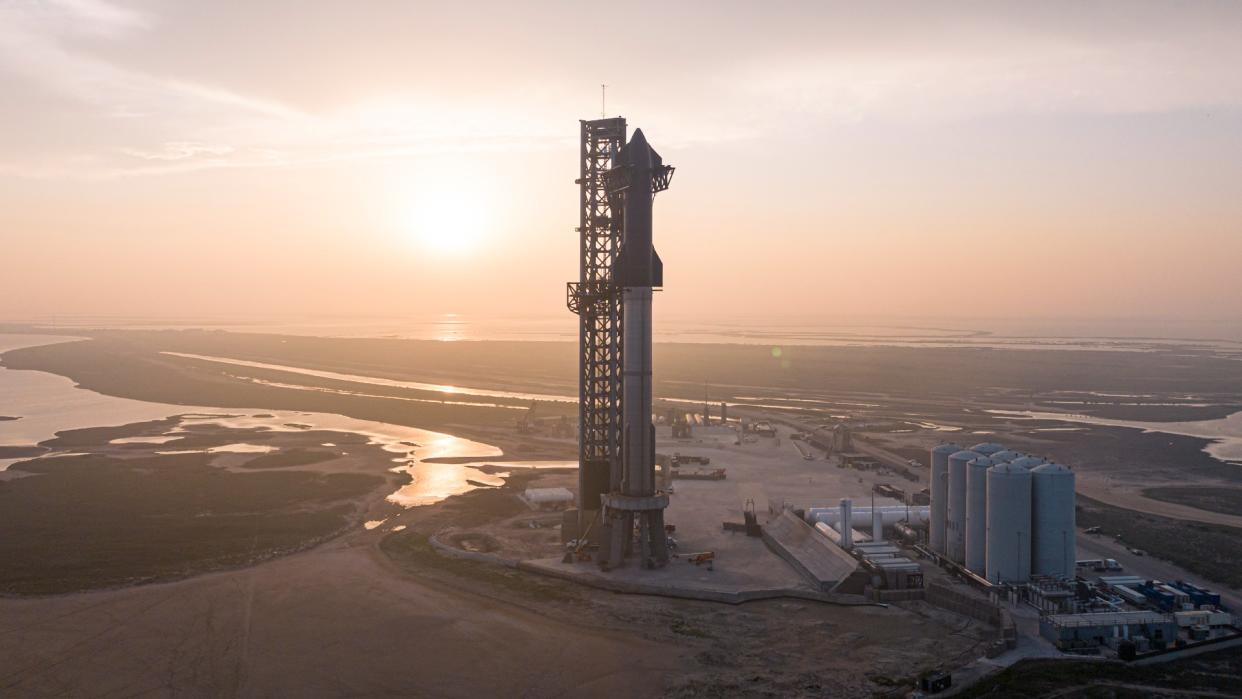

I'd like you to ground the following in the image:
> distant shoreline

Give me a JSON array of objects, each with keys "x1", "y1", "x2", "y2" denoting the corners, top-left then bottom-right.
[{"x1": 5, "y1": 321, "x2": 1242, "y2": 351}]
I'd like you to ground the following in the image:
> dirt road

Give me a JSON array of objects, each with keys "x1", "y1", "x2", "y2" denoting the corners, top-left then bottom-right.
[{"x1": 1077, "y1": 474, "x2": 1242, "y2": 529}]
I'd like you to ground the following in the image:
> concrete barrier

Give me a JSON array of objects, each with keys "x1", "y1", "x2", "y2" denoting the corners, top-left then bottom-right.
[
  {"x1": 868, "y1": 587, "x2": 926, "y2": 603},
  {"x1": 428, "y1": 528, "x2": 881, "y2": 608},
  {"x1": 1130, "y1": 629, "x2": 1242, "y2": 666},
  {"x1": 517, "y1": 558, "x2": 871, "y2": 605},
  {"x1": 925, "y1": 581, "x2": 1017, "y2": 647}
]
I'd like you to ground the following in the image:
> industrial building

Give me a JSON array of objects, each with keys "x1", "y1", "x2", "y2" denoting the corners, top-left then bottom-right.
[
  {"x1": 1174, "y1": 608, "x2": 1233, "y2": 630},
  {"x1": 1040, "y1": 611, "x2": 1178, "y2": 652},
  {"x1": 794, "y1": 438, "x2": 1232, "y2": 661},
  {"x1": 1032, "y1": 575, "x2": 1236, "y2": 654},
  {"x1": 804, "y1": 498, "x2": 924, "y2": 592},
  {"x1": 771, "y1": 436, "x2": 1233, "y2": 663},
  {"x1": 852, "y1": 541, "x2": 924, "y2": 590},
  {"x1": 1099, "y1": 577, "x2": 1231, "y2": 615},
  {"x1": 929, "y1": 442, "x2": 1075, "y2": 585},
  {"x1": 1126, "y1": 580, "x2": 1221, "y2": 613}
]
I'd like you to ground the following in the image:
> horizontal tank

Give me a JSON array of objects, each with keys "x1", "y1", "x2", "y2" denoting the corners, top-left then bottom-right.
[
  {"x1": 946, "y1": 449, "x2": 982, "y2": 563},
  {"x1": 929, "y1": 443, "x2": 960, "y2": 554},
  {"x1": 986, "y1": 462, "x2": 1032, "y2": 584},
  {"x1": 965, "y1": 455, "x2": 997, "y2": 575},
  {"x1": 806, "y1": 506, "x2": 930, "y2": 528},
  {"x1": 814, "y1": 521, "x2": 871, "y2": 547},
  {"x1": 1031, "y1": 462, "x2": 1076, "y2": 578}
]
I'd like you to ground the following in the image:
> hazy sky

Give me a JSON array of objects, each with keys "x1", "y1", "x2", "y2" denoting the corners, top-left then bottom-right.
[{"x1": 2, "y1": 1, "x2": 1241, "y2": 332}]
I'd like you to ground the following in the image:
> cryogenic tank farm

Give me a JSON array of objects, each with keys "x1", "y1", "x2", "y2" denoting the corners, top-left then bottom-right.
[
  {"x1": 930, "y1": 440, "x2": 1074, "y2": 585},
  {"x1": 1031, "y1": 462, "x2": 1076, "y2": 577}
]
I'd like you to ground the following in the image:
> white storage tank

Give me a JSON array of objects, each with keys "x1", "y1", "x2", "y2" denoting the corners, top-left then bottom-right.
[
  {"x1": 929, "y1": 443, "x2": 960, "y2": 554},
  {"x1": 946, "y1": 449, "x2": 982, "y2": 563},
  {"x1": 806, "y1": 506, "x2": 930, "y2": 528},
  {"x1": 986, "y1": 462, "x2": 1033, "y2": 584},
  {"x1": 1031, "y1": 462, "x2": 1076, "y2": 577},
  {"x1": 965, "y1": 455, "x2": 997, "y2": 575},
  {"x1": 1009, "y1": 455, "x2": 1046, "y2": 470},
  {"x1": 970, "y1": 442, "x2": 1006, "y2": 456},
  {"x1": 988, "y1": 450, "x2": 1020, "y2": 463},
  {"x1": 815, "y1": 521, "x2": 871, "y2": 547}
]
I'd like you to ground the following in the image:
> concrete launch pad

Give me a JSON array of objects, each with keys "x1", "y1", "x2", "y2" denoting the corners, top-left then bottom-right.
[
  {"x1": 523, "y1": 547, "x2": 816, "y2": 604},
  {"x1": 526, "y1": 509, "x2": 859, "y2": 603},
  {"x1": 514, "y1": 423, "x2": 908, "y2": 601}
]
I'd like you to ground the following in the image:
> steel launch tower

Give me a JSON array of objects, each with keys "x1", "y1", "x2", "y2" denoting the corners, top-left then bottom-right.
[{"x1": 567, "y1": 117, "x2": 673, "y2": 569}]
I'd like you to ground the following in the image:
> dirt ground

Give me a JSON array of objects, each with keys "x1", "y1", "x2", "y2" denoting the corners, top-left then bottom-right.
[
  {"x1": 0, "y1": 536, "x2": 683, "y2": 697},
  {"x1": 0, "y1": 417, "x2": 410, "y2": 595}
]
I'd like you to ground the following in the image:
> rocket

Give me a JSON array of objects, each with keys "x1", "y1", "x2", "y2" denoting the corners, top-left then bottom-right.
[
  {"x1": 616, "y1": 128, "x2": 665, "y2": 504},
  {"x1": 605, "y1": 127, "x2": 672, "y2": 567},
  {"x1": 618, "y1": 129, "x2": 661, "y2": 501}
]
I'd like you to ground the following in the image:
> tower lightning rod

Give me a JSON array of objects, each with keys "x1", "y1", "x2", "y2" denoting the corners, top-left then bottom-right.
[{"x1": 601, "y1": 84, "x2": 607, "y2": 118}]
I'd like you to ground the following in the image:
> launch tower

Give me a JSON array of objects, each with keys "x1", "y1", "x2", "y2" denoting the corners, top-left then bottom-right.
[{"x1": 567, "y1": 117, "x2": 674, "y2": 569}]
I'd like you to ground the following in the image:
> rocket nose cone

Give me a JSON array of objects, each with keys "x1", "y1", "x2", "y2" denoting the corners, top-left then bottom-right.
[{"x1": 625, "y1": 128, "x2": 655, "y2": 169}]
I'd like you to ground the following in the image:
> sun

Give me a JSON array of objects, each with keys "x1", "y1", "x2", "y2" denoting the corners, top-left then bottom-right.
[{"x1": 409, "y1": 185, "x2": 490, "y2": 255}]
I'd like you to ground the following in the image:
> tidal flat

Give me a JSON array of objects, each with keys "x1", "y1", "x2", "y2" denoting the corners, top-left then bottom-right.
[{"x1": 0, "y1": 420, "x2": 392, "y2": 595}]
